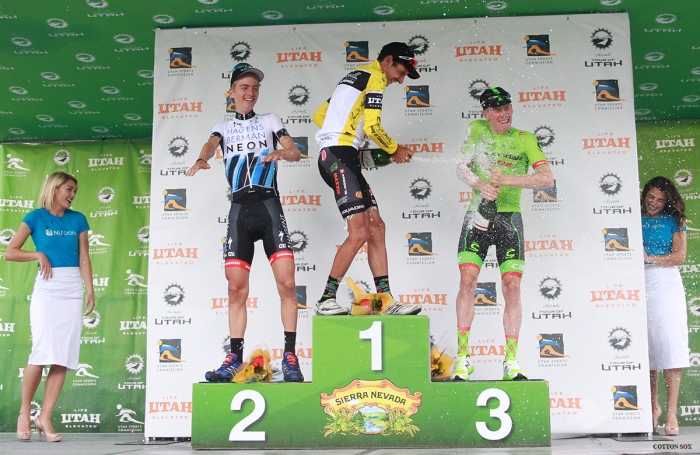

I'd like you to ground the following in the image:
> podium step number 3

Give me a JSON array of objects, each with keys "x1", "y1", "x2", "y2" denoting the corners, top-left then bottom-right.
[{"x1": 192, "y1": 316, "x2": 551, "y2": 449}]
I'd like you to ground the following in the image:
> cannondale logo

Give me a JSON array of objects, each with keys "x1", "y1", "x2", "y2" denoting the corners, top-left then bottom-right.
[
  {"x1": 409, "y1": 178, "x2": 432, "y2": 200},
  {"x1": 599, "y1": 173, "x2": 622, "y2": 196},
  {"x1": 608, "y1": 327, "x2": 631, "y2": 351},
  {"x1": 37, "y1": 115, "x2": 54, "y2": 123},
  {"x1": 639, "y1": 83, "x2": 658, "y2": 91},
  {"x1": 600, "y1": 0, "x2": 622, "y2": 6},
  {"x1": 288, "y1": 85, "x2": 310, "y2": 106},
  {"x1": 98, "y1": 187, "x2": 116, "y2": 204},
  {"x1": 83, "y1": 310, "x2": 101, "y2": 329},
  {"x1": 124, "y1": 113, "x2": 141, "y2": 121},
  {"x1": 41, "y1": 72, "x2": 60, "y2": 81},
  {"x1": 137, "y1": 70, "x2": 153, "y2": 79},
  {"x1": 408, "y1": 35, "x2": 429, "y2": 56},
  {"x1": 289, "y1": 231, "x2": 309, "y2": 253},
  {"x1": 486, "y1": 1, "x2": 507, "y2": 11},
  {"x1": 76, "y1": 53, "x2": 96, "y2": 63},
  {"x1": 101, "y1": 86, "x2": 119, "y2": 95},
  {"x1": 9, "y1": 128, "x2": 25, "y2": 135},
  {"x1": 9, "y1": 86, "x2": 28, "y2": 95},
  {"x1": 373, "y1": 6, "x2": 394, "y2": 15},
  {"x1": 69, "y1": 101, "x2": 86, "y2": 109},
  {"x1": 683, "y1": 95, "x2": 700, "y2": 103},
  {"x1": 137, "y1": 226, "x2": 149, "y2": 243},
  {"x1": 198, "y1": 0, "x2": 218, "y2": 4},
  {"x1": 230, "y1": 42, "x2": 252, "y2": 61},
  {"x1": 539, "y1": 277, "x2": 562, "y2": 300},
  {"x1": 635, "y1": 108, "x2": 651, "y2": 116},
  {"x1": 114, "y1": 34, "x2": 135, "y2": 44},
  {"x1": 0, "y1": 228, "x2": 16, "y2": 246},
  {"x1": 534, "y1": 126, "x2": 555, "y2": 148},
  {"x1": 12, "y1": 37, "x2": 32, "y2": 47},
  {"x1": 153, "y1": 15, "x2": 174, "y2": 25},
  {"x1": 47, "y1": 18, "x2": 68, "y2": 29},
  {"x1": 645, "y1": 52, "x2": 665, "y2": 62},
  {"x1": 655, "y1": 13, "x2": 677, "y2": 24},
  {"x1": 591, "y1": 28, "x2": 613, "y2": 49},
  {"x1": 168, "y1": 137, "x2": 189, "y2": 157},
  {"x1": 674, "y1": 169, "x2": 692, "y2": 187},
  {"x1": 468, "y1": 79, "x2": 490, "y2": 100},
  {"x1": 125, "y1": 354, "x2": 145, "y2": 374},
  {"x1": 54, "y1": 149, "x2": 70, "y2": 166},
  {"x1": 164, "y1": 284, "x2": 185, "y2": 306},
  {"x1": 692, "y1": 67, "x2": 700, "y2": 76},
  {"x1": 262, "y1": 11, "x2": 283, "y2": 20},
  {"x1": 86, "y1": 0, "x2": 109, "y2": 8}
]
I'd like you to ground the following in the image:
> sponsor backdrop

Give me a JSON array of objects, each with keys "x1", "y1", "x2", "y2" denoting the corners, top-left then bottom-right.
[
  {"x1": 637, "y1": 119, "x2": 700, "y2": 428},
  {"x1": 149, "y1": 13, "x2": 652, "y2": 437},
  {"x1": 0, "y1": 140, "x2": 150, "y2": 433}
]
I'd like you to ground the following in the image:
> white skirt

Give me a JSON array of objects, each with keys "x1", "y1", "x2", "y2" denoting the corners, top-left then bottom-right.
[
  {"x1": 645, "y1": 265, "x2": 690, "y2": 370},
  {"x1": 28, "y1": 267, "x2": 84, "y2": 370}
]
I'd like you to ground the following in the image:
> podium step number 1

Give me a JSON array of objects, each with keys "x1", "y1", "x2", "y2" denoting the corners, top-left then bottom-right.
[{"x1": 192, "y1": 316, "x2": 551, "y2": 449}]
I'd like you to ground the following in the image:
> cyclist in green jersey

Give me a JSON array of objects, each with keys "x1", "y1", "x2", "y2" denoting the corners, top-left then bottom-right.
[{"x1": 454, "y1": 87, "x2": 554, "y2": 381}]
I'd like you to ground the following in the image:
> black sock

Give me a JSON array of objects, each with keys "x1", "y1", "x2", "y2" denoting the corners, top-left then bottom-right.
[
  {"x1": 284, "y1": 331, "x2": 297, "y2": 354},
  {"x1": 374, "y1": 275, "x2": 391, "y2": 294},
  {"x1": 319, "y1": 276, "x2": 340, "y2": 302},
  {"x1": 230, "y1": 338, "x2": 244, "y2": 360}
]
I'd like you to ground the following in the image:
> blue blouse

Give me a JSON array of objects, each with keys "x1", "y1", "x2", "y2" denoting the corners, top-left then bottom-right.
[
  {"x1": 22, "y1": 208, "x2": 90, "y2": 268},
  {"x1": 642, "y1": 213, "x2": 684, "y2": 256}
]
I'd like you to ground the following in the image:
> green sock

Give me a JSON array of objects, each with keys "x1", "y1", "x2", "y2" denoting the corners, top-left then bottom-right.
[
  {"x1": 457, "y1": 326, "x2": 471, "y2": 356},
  {"x1": 505, "y1": 335, "x2": 519, "y2": 360}
]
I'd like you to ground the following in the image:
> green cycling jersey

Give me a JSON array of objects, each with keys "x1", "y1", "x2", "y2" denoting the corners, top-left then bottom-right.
[{"x1": 461, "y1": 119, "x2": 548, "y2": 213}]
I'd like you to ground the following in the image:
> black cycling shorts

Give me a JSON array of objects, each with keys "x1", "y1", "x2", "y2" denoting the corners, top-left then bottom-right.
[
  {"x1": 457, "y1": 211, "x2": 525, "y2": 276},
  {"x1": 223, "y1": 193, "x2": 293, "y2": 271},
  {"x1": 318, "y1": 145, "x2": 377, "y2": 218}
]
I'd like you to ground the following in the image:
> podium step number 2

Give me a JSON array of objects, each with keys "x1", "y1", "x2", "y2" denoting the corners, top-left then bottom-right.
[{"x1": 192, "y1": 316, "x2": 551, "y2": 449}]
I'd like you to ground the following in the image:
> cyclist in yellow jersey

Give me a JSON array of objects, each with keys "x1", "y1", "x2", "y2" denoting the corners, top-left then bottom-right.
[
  {"x1": 312, "y1": 42, "x2": 420, "y2": 316},
  {"x1": 454, "y1": 87, "x2": 554, "y2": 382}
]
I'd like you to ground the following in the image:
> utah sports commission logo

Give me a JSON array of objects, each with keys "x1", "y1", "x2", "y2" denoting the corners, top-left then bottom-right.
[
  {"x1": 611, "y1": 386, "x2": 641, "y2": 410},
  {"x1": 524, "y1": 35, "x2": 554, "y2": 56},
  {"x1": 537, "y1": 333, "x2": 567, "y2": 358},
  {"x1": 474, "y1": 282, "x2": 499, "y2": 306},
  {"x1": 345, "y1": 41, "x2": 369, "y2": 62},
  {"x1": 602, "y1": 228, "x2": 631, "y2": 251},
  {"x1": 594, "y1": 80, "x2": 624, "y2": 102},
  {"x1": 404, "y1": 86, "x2": 434, "y2": 108},
  {"x1": 169, "y1": 48, "x2": 195, "y2": 68}
]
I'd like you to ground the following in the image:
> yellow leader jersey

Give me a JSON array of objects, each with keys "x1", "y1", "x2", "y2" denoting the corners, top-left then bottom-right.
[{"x1": 313, "y1": 60, "x2": 398, "y2": 154}]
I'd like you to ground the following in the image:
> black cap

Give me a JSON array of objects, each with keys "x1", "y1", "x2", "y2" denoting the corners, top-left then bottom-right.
[
  {"x1": 229, "y1": 62, "x2": 264, "y2": 87},
  {"x1": 380, "y1": 42, "x2": 420, "y2": 79},
  {"x1": 480, "y1": 87, "x2": 512, "y2": 109}
]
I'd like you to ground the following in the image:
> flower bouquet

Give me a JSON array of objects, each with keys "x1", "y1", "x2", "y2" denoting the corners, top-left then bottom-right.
[
  {"x1": 232, "y1": 345, "x2": 273, "y2": 383},
  {"x1": 430, "y1": 331, "x2": 455, "y2": 382},
  {"x1": 346, "y1": 277, "x2": 395, "y2": 315}
]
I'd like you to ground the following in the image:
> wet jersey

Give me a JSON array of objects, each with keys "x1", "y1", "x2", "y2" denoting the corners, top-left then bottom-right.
[
  {"x1": 211, "y1": 111, "x2": 290, "y2": 201},
  {"x1": 313, "y1": 60, "x2": 398, "y2": 154},
  {"x1": 461, "y1": 120, "x2": 548, "y2": 213}
]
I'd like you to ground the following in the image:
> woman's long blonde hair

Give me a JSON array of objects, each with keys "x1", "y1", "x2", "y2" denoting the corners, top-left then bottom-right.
[{"x1": 38, "y1": 172, "x2": 78, "y2": 211}]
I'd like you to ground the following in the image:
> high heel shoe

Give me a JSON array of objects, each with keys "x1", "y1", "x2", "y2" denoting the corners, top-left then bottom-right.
[
  {"x1": 664, "y1": 413, "x2": 680, "y2": 436},
  {"x1": 652, "y1": 407, "x2": 662, "y2": 435},
  {"x1": 35, "y1": 418, "x2": 62, "y2": 442},
  {"x1": 16, "y1": 416, "x2": 31, "y2": 441}
]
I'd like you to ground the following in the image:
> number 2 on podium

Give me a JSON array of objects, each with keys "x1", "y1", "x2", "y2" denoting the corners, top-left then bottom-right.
[{"x1": 359, "y1": 321, "x2": 383, "y2": 371}]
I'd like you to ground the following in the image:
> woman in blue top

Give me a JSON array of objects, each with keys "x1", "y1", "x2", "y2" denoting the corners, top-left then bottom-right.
[
  {"x1": 6, "y1": 172, "x2": 95, "y2": 442},
  {"x1": 641, "y1": 176, "x2": 689, "y2": 436}
]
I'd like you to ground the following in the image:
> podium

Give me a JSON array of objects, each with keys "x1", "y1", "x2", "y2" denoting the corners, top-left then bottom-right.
[{"x1": 192, "y1": 316, "x2": 550, "y2": 449}]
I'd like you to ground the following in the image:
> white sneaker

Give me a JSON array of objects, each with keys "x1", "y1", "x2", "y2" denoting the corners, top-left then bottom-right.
[
  {"x1": 315, "y1": 298, "x2": 349, "y2": 315},
  {"x1": 453, "y1": 355, "x2": 474, "y2": 381},
  {"x1": 383, "y1": 303, "x2": 422, "y2": 315},
  {"x1": 503, "y1": 358, "x2": 528, "y2": 381}
]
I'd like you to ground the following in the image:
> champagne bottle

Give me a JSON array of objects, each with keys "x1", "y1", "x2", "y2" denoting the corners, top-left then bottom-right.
[
  {"x1": 472, "y1": 197, "x2": 497, "y2": 231},
  {"x1": 359, "y1": 148, "x2": 393, "y2": 169}
]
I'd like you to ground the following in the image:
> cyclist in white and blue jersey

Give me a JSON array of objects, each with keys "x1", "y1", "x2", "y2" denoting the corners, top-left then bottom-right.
[{"x1": 186, "y1": 63, "x2": 304, "y2": 383}]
